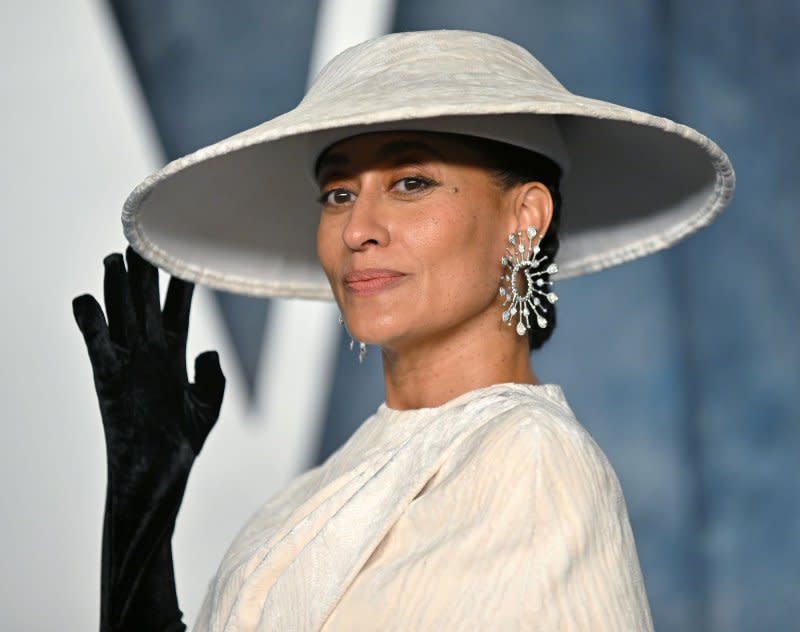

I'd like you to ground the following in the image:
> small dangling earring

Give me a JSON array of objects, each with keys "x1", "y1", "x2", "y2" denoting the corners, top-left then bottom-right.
[
  {"x1": 338, "y1": 313, "x2": 367, "y2": 363},
  {"x1": 498, "y1": 225, "x2": 558, "y2": 336}
]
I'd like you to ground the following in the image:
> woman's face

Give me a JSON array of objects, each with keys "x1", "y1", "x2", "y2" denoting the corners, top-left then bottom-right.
[{"x1": 315, "y1": 131, "x2": 533, "y2": 352}]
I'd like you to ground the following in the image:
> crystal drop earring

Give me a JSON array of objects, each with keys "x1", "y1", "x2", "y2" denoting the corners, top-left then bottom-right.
[
  {"x1": 498, "y1": 225, "x2": 558, "y2": 336},
  {"x1": 338, "y1": 313, "x2": 367, "y2": 363}
]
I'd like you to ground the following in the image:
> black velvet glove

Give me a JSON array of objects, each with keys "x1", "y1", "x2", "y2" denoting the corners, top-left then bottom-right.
[{"x1": 73, "y1": 247, "x2": 225, "y2": 632}]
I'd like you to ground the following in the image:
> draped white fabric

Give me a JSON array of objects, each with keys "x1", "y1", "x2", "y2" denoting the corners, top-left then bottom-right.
[{"x1": 194, "y1": 383, "x2": 653, "y2": 631}]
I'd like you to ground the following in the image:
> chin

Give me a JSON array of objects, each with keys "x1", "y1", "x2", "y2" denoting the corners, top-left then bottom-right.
[{"x1": 343, "y1": 309, "x2": 406, "y2": 347}]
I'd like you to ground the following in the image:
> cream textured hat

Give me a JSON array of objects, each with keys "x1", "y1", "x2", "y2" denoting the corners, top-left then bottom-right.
[{"x1": 123, "y1": 29, "x2": 735, "y2": 299}]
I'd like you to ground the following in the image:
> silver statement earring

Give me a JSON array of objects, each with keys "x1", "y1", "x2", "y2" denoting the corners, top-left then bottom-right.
[
  {"x1": 499, "y1": 226, "x2": 558, "y2": 336},
  {"x1": 338, "y1": 313, "x2": 367, "y2": 363}
]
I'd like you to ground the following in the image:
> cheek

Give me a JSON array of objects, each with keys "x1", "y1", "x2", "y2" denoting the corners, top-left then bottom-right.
[{"x1": 408, "y1": 204, "x2": 501, "y2": 310}]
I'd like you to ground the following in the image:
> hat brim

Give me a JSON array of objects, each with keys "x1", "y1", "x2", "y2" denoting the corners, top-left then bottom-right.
[{"x1": 123, "y1": 98, "x2": 734, "y2": 299}]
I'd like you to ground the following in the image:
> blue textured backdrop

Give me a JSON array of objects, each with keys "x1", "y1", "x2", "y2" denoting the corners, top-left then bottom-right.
[{"x1": 108, "y1": 1, "x2": 799, "y2": 629}]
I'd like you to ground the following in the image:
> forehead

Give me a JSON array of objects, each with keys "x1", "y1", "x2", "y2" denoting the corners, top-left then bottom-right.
[{"x1": 314, "y1": 131, "x2": 484, "y2": 181}]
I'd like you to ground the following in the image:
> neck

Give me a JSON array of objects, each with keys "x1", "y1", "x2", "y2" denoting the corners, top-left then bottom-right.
[{"x1": 380, "y1": 309, "x2": 538, "y2": 410}]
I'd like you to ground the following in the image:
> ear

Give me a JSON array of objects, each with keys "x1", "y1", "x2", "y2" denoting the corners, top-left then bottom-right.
[{"x1": 513, "y1": 182, "x2": 553, "y2": 246}]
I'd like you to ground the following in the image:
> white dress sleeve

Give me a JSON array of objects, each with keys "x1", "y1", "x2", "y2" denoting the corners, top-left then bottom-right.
[{"x1": 512, "y1": 412, "x2": 655, "y2": 630}]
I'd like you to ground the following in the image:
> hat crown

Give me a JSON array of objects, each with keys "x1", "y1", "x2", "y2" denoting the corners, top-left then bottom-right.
[{"x1": 301, "y1": 30, "x2": 569, "y2": 112}]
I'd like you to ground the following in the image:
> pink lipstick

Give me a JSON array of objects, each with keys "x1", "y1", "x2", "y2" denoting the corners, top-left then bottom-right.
[{"x1": 343, "y1": 269, "x2": 407, "y2": 296}]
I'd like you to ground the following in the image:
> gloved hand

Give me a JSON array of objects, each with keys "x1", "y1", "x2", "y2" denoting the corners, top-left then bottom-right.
[{"x1": 73, "y1": 247, "x2": 225, "y2": 632}]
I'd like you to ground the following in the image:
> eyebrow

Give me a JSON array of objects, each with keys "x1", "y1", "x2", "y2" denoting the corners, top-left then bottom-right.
[{"x1": 315, "y1": 140, "x2": 446, "y2": 181}]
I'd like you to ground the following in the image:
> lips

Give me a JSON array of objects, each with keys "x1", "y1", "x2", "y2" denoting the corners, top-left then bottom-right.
[{"x1": 343, "y1": 269, "x2": 407, "y2": 295}]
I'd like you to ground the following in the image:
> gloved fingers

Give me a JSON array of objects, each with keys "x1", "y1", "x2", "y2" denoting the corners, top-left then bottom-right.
[
  {"x1": 125, "y1": 247, "x2": 166, "y2": 349},
  {"x1": 103, "y1": 253, "x2": 137, "y2": 349},
  {"x1": 193, "y1": 351, "x2": 226, "y2": 415},
  {"x1": 163, "y1": 276, "x2": 194, "y2": 342},
  {"x1": 72, "y1": 294, "x2": 120, "y2": 383}
]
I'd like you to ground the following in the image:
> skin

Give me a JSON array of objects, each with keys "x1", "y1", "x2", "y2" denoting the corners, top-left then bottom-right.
[{"x1": 315, "y1": 131, "x2": 553, "y2": 410}]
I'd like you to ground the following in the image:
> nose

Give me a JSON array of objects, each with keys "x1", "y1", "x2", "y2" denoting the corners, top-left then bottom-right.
[{"x1": 342, "y1": 180, "x2": 390, "y2": 251}]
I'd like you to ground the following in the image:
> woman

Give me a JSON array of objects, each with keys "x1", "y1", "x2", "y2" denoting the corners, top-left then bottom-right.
[{"x1": 74, "y1": 30, "x2": 734, "y2": 630}]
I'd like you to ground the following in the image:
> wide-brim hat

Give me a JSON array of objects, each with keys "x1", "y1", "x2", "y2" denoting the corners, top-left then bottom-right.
[{"x1": 122, "y1": 29, "x2": 735, "y2": 299}]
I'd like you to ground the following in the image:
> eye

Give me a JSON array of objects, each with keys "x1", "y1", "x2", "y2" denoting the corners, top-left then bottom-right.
[
  {"x1": 391, "y1": 176, "x2": 437, "y2": 194},
  {"x1": 317, "y1": 188, "x2": 355, "y2": 206}
]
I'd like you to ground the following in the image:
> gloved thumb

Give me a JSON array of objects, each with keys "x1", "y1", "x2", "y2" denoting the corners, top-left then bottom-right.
[{"x1": 193, "y1": 350, "x2": 226, "y2": 414}]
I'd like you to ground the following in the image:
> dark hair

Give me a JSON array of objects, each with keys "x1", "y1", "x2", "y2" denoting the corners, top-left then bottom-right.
[{"x1": 450, "y1": 134, "x2": 563, "y2": 351}]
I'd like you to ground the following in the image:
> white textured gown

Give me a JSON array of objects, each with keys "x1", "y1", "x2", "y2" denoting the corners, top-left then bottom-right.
[{"x1": 194, "y1": 382, "x2": 654, "y2": 631}]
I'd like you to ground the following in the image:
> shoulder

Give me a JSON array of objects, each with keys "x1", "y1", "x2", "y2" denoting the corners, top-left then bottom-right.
[
  {"x1": 466, "y1": 385, "x2": 617, "y2": 481},
  {"x1": 451, "y1": 385, "x2": 628, "y2": 521},
  {"x1": 516, "y1": 392, "x2": 620, "y2": 491}
]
